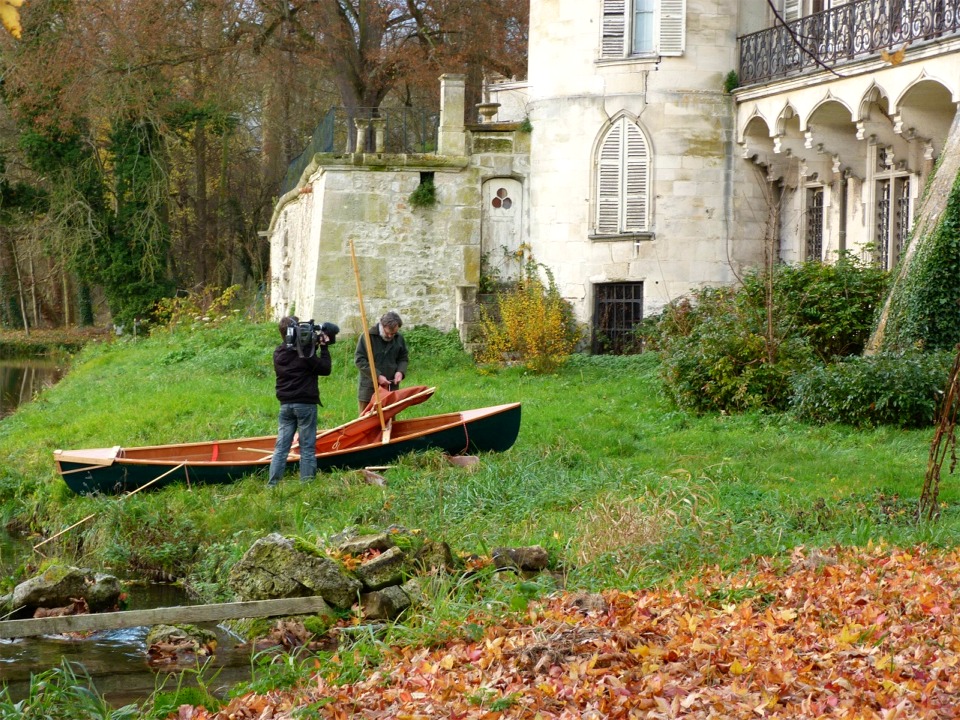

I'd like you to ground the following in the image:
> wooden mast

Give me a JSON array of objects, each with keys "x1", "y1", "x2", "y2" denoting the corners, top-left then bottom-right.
[{"x1": 349, "y1": 240, "x2": 387, "y2": 434}]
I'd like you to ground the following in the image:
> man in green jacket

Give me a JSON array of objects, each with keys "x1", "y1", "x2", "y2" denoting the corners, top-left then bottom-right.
[{"x1": 355, "y1": 311, "x2": 409, "y2": 414}]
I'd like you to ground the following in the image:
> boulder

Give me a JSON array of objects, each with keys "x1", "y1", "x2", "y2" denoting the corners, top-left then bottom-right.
[
  {"x1": 412, "y1": 540, "x2": 456, "y2": 573},
  {"x1": 229, "y1": 533, "x2": 362, "y2": 609},
  {"x1": 85, "y1": 573, "x2": 123, "y2": 612},
  {"x1": 146, "y1": 623, "x2": 217, "y2": 649},
  {"x1": 11, "y1": 566, "x2": 88, "y2": 610},
  {"x1": 338, "y1": 533, "x2": 397, "y2": 555}
]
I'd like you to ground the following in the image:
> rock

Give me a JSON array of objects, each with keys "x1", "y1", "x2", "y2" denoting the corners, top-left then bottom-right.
[
  {"x1": 492, "y1": 545, "x2": 550, "y2": 572},
  {"x1": 11, "y1": 566, "x2": 87, "y2": 610},
  {"x1": 361, "y1": 585, "x2": 411, "y2": 621},
  {"x1": 412, "y1": 540, "x2": 456, "y2": 573},
  {"x1": 85, "y1": 573, "x2": 122, "y2": 612},
  {"x1": 338, "y1": 533, "x2": 397, "y2": 555},
  {"x1": 400, "y1": 578, "x2": 424, "y2": 606},
  {"x1": 229, "y1": 533, "x2": 362, "y2": 609},
  {"x1": 146, "y1": 624, "x2": 217, "y2": 666},
  {"x1": 444, "y1": 454, "x2": 479, "y2": 468},
  {"x1": 355, "y1": 546, "x2": 406, "y2": 590},
  {"x1": 146, "y1": 623, "x2": 217, "y2": 649}
]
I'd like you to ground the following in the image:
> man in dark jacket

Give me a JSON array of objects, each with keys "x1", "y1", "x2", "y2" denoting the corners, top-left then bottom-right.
[
  {"x1": 268, "y1": 316, "x2": 332, "y2": 486},
  {"x1": 355, "y1": 311, "x2": 409, "y2": 414}
]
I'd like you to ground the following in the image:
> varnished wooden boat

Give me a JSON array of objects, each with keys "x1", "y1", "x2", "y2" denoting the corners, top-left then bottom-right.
[{"x1": 54, "y1": 386, "x2": 521, "y2": 494}]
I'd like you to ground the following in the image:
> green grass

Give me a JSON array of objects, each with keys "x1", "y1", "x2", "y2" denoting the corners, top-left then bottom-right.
[{"x1": 0, "y1": 318, "x2": 956, "y2": 600}]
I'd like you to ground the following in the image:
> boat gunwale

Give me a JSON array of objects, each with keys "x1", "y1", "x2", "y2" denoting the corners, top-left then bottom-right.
[{"x1": 55, "y1": 402, "x2": 521, "y2": 470}]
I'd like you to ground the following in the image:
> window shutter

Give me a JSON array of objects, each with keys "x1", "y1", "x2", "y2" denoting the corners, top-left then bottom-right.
[
  {"x1": 596, "y1": 122, "x2": 624, "y2": 233},
  {"x1": 596, "y1": 117, "x2": 651, "y2": 234},
  {"x1": 658, "y1": 0, "x2": 685, "y2": 56},
  {"x1": 623, "y1": 122, "x2": 649, "y2": 230},
  {"x1": 601, "y1": 0, "x2": 627, "y2": 58},
  {"x1": 783, "y1": 0, "x2": 801, "y2": 21}
]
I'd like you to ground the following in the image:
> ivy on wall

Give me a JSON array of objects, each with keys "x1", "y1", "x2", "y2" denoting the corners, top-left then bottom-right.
[{"x1": 879, "y1": 168, "x2": 960, "y2": 353}]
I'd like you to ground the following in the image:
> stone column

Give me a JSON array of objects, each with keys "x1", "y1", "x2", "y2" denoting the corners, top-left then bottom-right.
[
  {"x1": 438, "y1": 74, "x2": 466, "y2": 157},
  {"x1": 354, "y1": 118, "x2": 372, "y2": 153},
  {"x1": 372, "y1": 118, "x2": 387, "y2": 153}
]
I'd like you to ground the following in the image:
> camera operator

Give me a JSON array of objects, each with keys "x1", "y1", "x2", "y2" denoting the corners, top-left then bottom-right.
[
  {"x1": 268, "y1": 316, "x2": 332, "y2": 486},
  {"x1": 355, "y1": 311, "x2": 409, "y2": 414}
]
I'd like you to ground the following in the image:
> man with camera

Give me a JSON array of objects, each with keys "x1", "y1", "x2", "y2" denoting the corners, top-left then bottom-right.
[
  {"x1": 355, "y1": 311, "x2": 409, "y2": 414},
  {"x1": 268, "y1": 316, "x2": 336, "y2": 486}
]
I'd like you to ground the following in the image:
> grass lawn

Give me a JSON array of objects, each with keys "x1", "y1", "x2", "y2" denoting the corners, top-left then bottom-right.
[
  {"x1": 0, "y1": 319, "x2": 954, "y2": 596},
  {"x1": 2, "y1": 319, "x2": 959, "y2": 717}
]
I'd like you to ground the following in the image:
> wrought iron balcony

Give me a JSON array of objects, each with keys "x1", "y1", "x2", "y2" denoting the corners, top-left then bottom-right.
[{"x1": 738, "y1": 0, "x2": 960, "y2": 86}]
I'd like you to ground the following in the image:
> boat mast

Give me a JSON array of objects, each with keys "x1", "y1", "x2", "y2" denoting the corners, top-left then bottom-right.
[{"x1": 349, "y1": 240, "x2": 387, "y2": 434}]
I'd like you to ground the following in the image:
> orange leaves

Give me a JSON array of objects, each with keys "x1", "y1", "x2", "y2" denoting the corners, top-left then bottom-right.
[{"x1": 184, "y1": 545, "x2": 960, "y2": 718}]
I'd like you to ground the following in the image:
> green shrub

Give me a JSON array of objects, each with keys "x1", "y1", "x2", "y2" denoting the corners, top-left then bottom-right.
[
  {"x1": 653, "y1": 258, "x2": 888, "y2": 413},
  {"x1": 408, "y1": 179, "x2": 437, "y2": 208},
  {"x1": 739, "y1": 255, "x2": 888, "y2": 361},
  {"x1": 658, "y1": 297, "x2": 814, "y2": 413},
  {"x1": 790, "y1": 350, "x2": 953, "y2": 428},
  {"x1": 403, "y1": 326, "x2": 472, "y2": 371}
]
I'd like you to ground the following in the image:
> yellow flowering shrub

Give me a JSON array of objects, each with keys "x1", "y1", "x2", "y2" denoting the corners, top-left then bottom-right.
[{"x1": 477, "y1": 260, "x2": 580, "y2": 374}]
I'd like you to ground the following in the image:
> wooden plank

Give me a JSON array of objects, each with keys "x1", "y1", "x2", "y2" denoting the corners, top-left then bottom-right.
[{"x1": 0, "y1": 596, "x2": 330, "y2": 639}]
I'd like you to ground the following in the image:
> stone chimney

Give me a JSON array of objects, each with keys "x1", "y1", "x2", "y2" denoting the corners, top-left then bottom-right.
[{"x1": 438, "y1": 74, "x2": 466, "y2": 157}]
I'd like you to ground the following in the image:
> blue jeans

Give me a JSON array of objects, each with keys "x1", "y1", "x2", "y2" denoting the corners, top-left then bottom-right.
[{"x1": 268, "y1": 403, "x2": 318, "y2": 485}]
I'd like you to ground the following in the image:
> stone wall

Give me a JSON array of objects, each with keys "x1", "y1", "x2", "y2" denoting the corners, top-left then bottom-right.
[{"x1": 269, "y1": 137, "x2": 529, "y2": 340}]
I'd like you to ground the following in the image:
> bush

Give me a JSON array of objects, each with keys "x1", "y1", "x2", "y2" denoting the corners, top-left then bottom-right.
[
  {"x1": 403, "y1": 326, "x2": 471, "y2": 371},
  {"x1": 652, "y1": 258, "x2": 888, "y2": 413},
  {"x1": 477, "y1": 258, "x2": 581, "y2": 374},
  {"x1": 790, "y1": 350, "x2": 953, "y2": 428},
  {"x1": 656, "y1": 289, "x2": 814, "y2": 413},
  {"x1": 739, "y1": 255, "x2": 888, "y2": 361}
]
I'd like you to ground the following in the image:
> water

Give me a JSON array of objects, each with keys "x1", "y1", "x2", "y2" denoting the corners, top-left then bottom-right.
[
  {"x1": 0, "y1": 582, "x2": 255, "y2": 706},
  {"x1": 0, "y1": 356, "x2": 254, "y2": 706},
  {"x1": 0, "y1": 355, "x2": 65, "y2": 419}
]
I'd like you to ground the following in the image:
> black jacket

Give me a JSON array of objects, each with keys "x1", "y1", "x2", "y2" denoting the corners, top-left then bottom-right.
[
  {"x1": 355, "y1": 326, "x2": 409, "y2": 399},
  {"x1": 273, "y1": 343, "x2": 332, "y2": 405}
]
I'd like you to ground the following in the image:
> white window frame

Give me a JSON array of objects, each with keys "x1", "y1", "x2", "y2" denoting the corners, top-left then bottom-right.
[
  {"x1": 600, "y1": 0, "x2": 685, "y2": 59},
  {"x1": 594, "y1": 116, "x2": 651, "y2": 236}
]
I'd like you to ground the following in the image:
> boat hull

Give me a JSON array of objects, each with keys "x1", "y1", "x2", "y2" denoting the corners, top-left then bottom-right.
[{"x1": 56, "y1": 402, "x2": 521, "y2": 495}]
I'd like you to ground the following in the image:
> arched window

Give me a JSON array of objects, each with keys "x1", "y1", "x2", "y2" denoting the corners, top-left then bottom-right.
[{"x1": 595, "y1": 117, "x2": 651, "y2": 235}]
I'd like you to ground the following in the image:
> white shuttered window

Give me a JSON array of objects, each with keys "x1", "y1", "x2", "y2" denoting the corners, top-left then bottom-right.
[
  {"x1": 601, "y1": 0, "x2": 685, "y2": 58},
  {"x1": 596, "y1": 117, "x2": 650, "y2": 235}
]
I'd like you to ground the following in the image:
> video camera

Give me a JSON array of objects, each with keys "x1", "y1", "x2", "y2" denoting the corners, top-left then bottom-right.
[{"x1": 284, "y1": 319, "x2": 340, "y2": 358}]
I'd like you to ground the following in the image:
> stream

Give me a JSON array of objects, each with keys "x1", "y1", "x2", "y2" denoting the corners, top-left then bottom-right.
[
  {"x1": 0, "y1": 578, "x2": 255, "y2": 706},
  {"x1": 0, "y1": 356, "x2": 255, "y2": 706}
]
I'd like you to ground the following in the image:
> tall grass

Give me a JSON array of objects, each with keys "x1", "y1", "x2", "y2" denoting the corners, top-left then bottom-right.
[{"x1": 0, "y1": 319, "x2": 952, "y2": 599}]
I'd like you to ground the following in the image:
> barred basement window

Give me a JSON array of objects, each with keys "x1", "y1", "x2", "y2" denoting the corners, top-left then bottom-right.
[{"x1": 593, "y1": 282, "x2": 644, "y2": 355}]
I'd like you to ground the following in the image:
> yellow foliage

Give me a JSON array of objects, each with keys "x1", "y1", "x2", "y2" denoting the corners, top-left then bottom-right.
[
  {"x1": 0, "y1": 0, "x2": 24, "y2": 39},
  {"x1": 477, "y1": 257, "x2": 580, "y2": 374}
]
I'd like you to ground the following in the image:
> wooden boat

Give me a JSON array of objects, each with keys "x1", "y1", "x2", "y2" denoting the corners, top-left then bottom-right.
[{"x1": 54, "y1": 386, "x2": 521, "y2": 495}]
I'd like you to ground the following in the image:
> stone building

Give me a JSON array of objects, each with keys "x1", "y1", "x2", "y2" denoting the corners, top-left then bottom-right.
[{"x1": 268, "y1": 0, "x2": 960, "y2": 352}]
